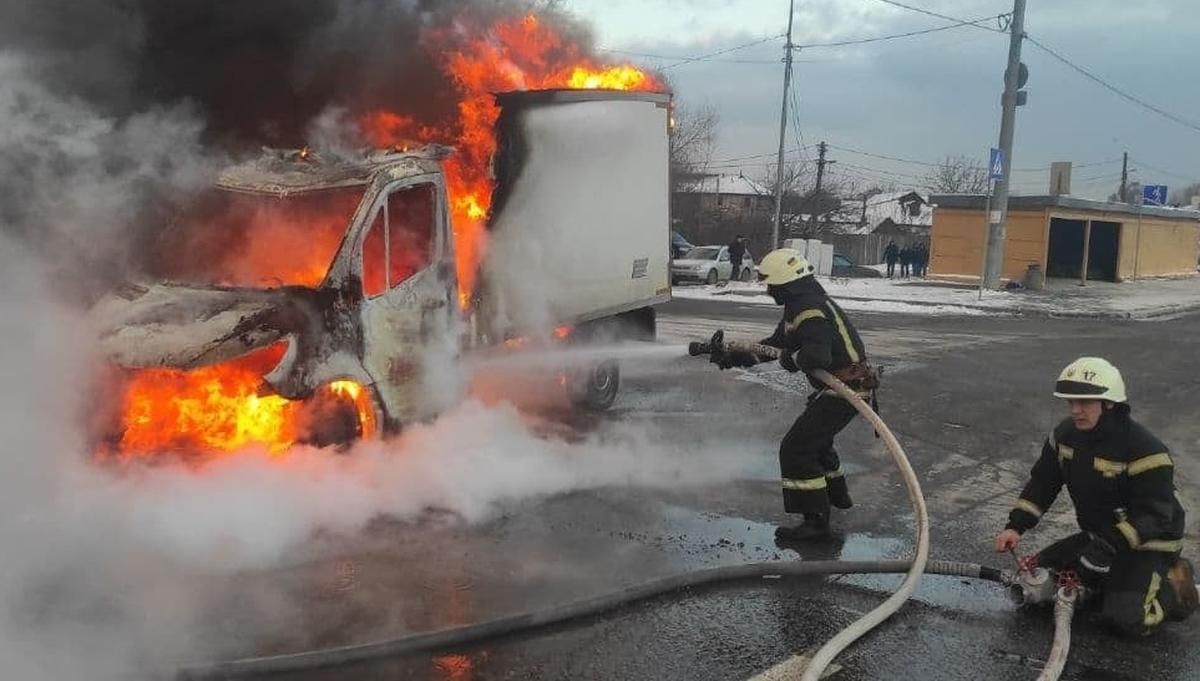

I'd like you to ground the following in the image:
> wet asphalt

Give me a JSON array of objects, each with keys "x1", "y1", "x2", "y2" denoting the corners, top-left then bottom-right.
[{"x1": 195, "y1": 298, "x2": 1200, "y2": 681}]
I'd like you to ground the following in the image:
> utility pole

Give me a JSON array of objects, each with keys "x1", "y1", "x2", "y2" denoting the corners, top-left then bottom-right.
[
  {"x1": 771, "y1": 0, "x2": 796, "y2": 250},
  {"x1": 981, "y1": 0, "x2": 1027, "y2": 289},
  {"x1": 811, "y1": 141, "x2": 835, "y2": 230},
  {"x1": 1119, "y1": 151, "x2": 1129, "y2": 202}
]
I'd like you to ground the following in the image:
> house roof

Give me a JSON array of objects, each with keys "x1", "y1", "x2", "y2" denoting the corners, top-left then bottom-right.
[
  {"x1": 677, "y1": 174, "x2": 771, "y2": 197},
  {"x1": 929, "y1": 194, "x2": 1200, "y2": 221},
  {"x1": 820, "y1": 190, "x2": 933, "y2": 235}
]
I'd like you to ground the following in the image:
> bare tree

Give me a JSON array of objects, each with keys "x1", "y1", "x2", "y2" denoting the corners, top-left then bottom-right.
[
  {"x1": 669, "y1": 102, "x2": 719, "y2": 184},
  {"x1": 1110, "y1": 180, "x2": 1142, "y2": 204},
  {"x1": 925, "y1": 155, "x2": 989, "y2": 194},
  {"x1": 1169, "y1": 182, "x2": 1200, "y2": 206}
]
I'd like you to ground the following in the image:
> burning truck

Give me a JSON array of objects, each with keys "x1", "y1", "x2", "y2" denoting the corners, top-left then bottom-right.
[{"x1": 90, "y1": 89, "x2": 672, "y2": 460}]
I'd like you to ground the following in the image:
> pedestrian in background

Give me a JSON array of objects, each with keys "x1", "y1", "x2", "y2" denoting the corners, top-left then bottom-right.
[
  {"x1": 899, "y1": 245, "x2": 912, "y2": 278},
  {"x1": 883, "y1": 240, "x2": 899, "y2": 278},
  {"x1": 728, "y1": 235, "x2": 746, "y2": 283}
]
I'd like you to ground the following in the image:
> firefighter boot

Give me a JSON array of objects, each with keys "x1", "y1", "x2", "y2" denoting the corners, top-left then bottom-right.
[
  {"x1": 774, "y1": 514, "x2": 831, "y2": 541},
  {"x1": 827, "y1": 475, "x2": 853, "y2": 510},
  {"x1": 1166, "y1": 557, "x2": 1199, "y2": 622}
]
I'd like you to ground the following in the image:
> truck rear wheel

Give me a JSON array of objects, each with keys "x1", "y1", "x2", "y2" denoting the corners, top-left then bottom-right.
[{"x1": 569, "y1": 360, "x2": 620, "y2": 412}]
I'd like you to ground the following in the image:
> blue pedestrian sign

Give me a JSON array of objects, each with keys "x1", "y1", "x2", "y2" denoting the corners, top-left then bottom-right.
[
  {"x1": 989, "y1": 148, "x2": 1005, "y2": 180},
  {"x1": 1143, "y1": 184, "x2": 1168, "y2": 206}
]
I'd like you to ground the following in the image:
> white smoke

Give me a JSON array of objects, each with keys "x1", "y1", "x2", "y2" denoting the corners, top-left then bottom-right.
[
  {"x1": 0, "y1": 239, "x2": 744, "y2": 681},
  {"x1": 0, "y1": 22, "x2": 719, "y2": 681},
  {"x1": 0, "y1": 55, "x2": 216, "y2": 297}
]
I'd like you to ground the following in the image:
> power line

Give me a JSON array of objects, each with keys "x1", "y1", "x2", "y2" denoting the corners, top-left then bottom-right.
[
  {"x1": 868, "y1": 0, "x2": 1008, "y2": 33},
  {"x1": 828, "y1": 144, "x2": 1121, "y2": 173},
  {"x1": 1024, "y1": 35, "x2": 1200, "y2": 135},
  {"x1": 800, "y1": 12, "x2": 1006, "y2": 48},
  {"x1": 1130, "y1": 158, "x2": 1199, "y2": 183},
  {"x1": 597, "y1": 47, "x2": 820, "y2": 65},
  {"x1": 658, "y1": 34, "x2": 786, "y2": 70},
  {"x1": 708, "y1": 144, "x2": 816, "y2": 166}
]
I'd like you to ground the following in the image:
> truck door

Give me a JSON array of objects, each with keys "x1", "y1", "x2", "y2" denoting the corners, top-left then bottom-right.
[{"x1": 359, "y1": 181, "x2": 456, "y2": 428}]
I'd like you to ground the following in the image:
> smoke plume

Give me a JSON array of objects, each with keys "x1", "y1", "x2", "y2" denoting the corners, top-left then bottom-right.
[
  {"x1": 0, "y1": 2, "x2": 708, "y2": 679},
  {"x1": 0, "y1": 0, "x2": 595, "y2": 293}
]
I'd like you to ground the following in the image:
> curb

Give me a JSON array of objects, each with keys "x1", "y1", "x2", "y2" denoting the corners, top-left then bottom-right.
[{"x1": 692, "y1": 289, "x2": 1200, "y2": 321}]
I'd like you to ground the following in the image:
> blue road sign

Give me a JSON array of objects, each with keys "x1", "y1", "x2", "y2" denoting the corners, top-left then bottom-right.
[
  {"x1": 989, "y1": 148, "x2": 1005, "y2": 180},
  {"x1": 1143, "y1": 184, "x2": 1168, "y2": 206}
]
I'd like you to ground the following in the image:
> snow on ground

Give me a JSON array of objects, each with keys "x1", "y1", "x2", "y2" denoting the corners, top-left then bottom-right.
[
  {"x1": 672, "y1": 279, "x2": 1006, "y2": 316},
  {"x1": 672, "y1": 275, "x2": 1200, "y2": 319}
]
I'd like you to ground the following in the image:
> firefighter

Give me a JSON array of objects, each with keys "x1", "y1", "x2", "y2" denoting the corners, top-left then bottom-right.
[
  {"x1": 709, "y1": 248, "x2": 878, "y2": 541},
  {"x1": 994, "y1": 357, "x2": 1198, "y2": 635}
]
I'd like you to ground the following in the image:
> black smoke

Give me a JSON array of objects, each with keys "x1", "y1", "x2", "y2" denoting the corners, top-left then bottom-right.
[
  {"x1": 0, "y1": 0, "x2": 594, "y2": 297},
  {"x1": 0, "y1": 0, "x2": 593, "y2": 149}
]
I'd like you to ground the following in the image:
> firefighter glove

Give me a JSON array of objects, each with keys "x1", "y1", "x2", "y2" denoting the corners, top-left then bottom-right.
[
  {"x1": 779, "y1": 350, "x2": 802, "y2": 373},
  {"x1": 1078, "y1": 535, "x2": 1116, "y2": 586}
]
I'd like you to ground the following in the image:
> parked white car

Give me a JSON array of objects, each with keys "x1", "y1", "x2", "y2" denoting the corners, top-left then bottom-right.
[{"x1": 671, "y1": 245, "x2": 755, "y2": 285}]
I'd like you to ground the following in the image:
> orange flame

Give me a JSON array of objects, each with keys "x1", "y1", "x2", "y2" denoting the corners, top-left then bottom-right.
[
  {"x1": 107, "y1": 344, "x2": 375, "y2": 461},
  {"x1": 362, "y1": 13, "x2": 662, "y2": 309}
]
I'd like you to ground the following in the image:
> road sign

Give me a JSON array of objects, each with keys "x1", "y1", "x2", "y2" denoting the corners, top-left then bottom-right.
[
  {"x1": 1143, "y1": 184, "x2": 1168, "y2": 206},
  {"x1": 989, "y1": 148, "x2": 1005, "y2": 180}
]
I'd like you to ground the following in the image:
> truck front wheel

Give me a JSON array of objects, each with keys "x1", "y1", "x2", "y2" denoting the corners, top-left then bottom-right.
[
  {"x1": 298, "y1": 381, "x2": 384, "y2": 448},
  {"x1": 569, "y1": 360, "x2": 620, "y2": 412}
]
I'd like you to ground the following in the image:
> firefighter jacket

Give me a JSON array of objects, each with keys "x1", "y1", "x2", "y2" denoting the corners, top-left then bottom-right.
[
  {"x1": 760, "y1": 279, "x2": 867, "y2": 385},
  {"x1": 1006, "y1": 413, "x2": 1185, "y2": 555}
]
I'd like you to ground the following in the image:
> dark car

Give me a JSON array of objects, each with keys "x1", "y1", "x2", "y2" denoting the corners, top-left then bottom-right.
[
  {"x1": 671, "y1": 231, "x2": 694, "y2": 259},
  {"x1": 831, "y1": 254, "x2": 882, "y2": 278}
]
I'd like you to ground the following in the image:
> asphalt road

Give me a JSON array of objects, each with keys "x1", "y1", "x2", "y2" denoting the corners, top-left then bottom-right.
[{"x1": 193, "y1": 299, "x2": 1200, "y2": 681}]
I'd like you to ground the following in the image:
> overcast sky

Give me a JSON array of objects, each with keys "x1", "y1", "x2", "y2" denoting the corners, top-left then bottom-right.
[{"x1": 565, "y1": 0, "x2": 1200, "y2": 200}]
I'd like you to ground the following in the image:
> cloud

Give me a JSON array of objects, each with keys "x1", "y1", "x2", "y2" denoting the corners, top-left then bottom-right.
[{"x1": 579, "y1": 0, "x2": 1200, "y2": 197}]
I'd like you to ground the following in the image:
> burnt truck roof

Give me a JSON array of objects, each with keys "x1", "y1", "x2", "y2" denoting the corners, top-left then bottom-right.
[{"x1": 216, "y1": 145, "x2": 452, "y2": 196}]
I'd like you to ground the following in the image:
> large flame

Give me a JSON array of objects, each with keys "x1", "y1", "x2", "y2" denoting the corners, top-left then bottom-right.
[
  {"x1": 107, "y1": 344, "x2": 376, "y2": 462},
  {"x1": 362, "y1": 14, "x2": 662, "y2": 309},
  {"x1": 109, "y1": 13, "x2": 659, "y2": 461}
]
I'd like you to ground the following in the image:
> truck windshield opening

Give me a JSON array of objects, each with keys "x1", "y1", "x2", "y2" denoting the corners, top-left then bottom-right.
[{"x1": 150, "y1": 187, "x2": 365, "y2": 289}]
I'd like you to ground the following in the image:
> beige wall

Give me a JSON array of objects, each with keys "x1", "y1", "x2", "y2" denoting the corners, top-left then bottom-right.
[
  {"x1": 1119, "y1": 218, "x2": 1199, "y2": 278},
  {"x1": 932, "y1": 206, "x2": 1199, "y2": 281},
  {"x1": 929, "y1": 208, "x2": 1047, "y2": 280}
]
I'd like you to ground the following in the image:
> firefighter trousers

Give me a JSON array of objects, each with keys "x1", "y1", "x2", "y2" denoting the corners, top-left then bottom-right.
[
  {"x1": 1038, "y1": 532, "x2": 1183, "y2": 636},
  {"x1": 779, "y1": 390, "x2": 858, "y2": 515}
]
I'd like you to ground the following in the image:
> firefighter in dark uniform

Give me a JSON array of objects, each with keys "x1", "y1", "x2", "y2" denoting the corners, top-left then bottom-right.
[
  {"x1": 710, "y1": 248, "x2": 877, "y2": 541},
  {"x1": 994, "y1": 357, "x2": 1198, "y2": 635}
]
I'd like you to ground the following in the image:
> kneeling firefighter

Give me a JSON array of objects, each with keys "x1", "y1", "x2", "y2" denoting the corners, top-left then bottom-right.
[
  {"x1": 994, "y1": 357, "x2": 1198, "y2": 635},
  {"x1": 707, "y1": 248, "x2": 879, "y2": 541}
]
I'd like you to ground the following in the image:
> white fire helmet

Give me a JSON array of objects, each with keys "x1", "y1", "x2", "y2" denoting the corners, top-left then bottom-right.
[
  {"x1": 758, "y1": 248, "x2": 815, "y2": 286},
  {"x1": 1053, "y1": 357, "x2": 1127, "y2": 403}
]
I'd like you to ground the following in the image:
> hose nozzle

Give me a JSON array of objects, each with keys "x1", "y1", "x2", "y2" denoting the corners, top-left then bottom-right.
[{"x1": 688, "y1": 329, "x2": 724, "y2": 357}]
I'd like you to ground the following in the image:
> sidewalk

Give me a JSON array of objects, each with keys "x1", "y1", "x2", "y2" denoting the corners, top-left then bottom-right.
[{"x1": 672, "y1": 275, "x2": 1200, "y2": 320}]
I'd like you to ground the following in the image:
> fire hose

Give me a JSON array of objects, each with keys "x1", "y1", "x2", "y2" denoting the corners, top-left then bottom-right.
[
  {"x1": 1037, "y1": 586, "x2": 1079, "y2": 681},
  {"x1": 175, "y1": 331, "x2": 1029, "y2": 681},
  {"x1": 176, "y1": 560, "x2": 1003, "y2": 680},
  {"x1": 689, "y1": 330, "x2": 929, "y2": 681}
]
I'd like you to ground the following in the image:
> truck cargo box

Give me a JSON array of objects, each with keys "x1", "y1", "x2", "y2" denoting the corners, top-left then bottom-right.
[{"x1": 481, "y1": 90, "x2": 671, "y2": 336}]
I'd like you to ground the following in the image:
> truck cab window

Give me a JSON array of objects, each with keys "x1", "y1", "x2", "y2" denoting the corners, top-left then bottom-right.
[
  {"x1": 363, "y1": 211, "x2": 387, "y2": 298},
  {"x1": 388, "y1": 184, "x2": 435, "y2": 287}
]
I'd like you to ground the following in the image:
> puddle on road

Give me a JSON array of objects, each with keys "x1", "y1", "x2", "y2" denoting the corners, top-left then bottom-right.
[{"x1": 653, "y1": 504, "x2": 1011, "y2": 617}]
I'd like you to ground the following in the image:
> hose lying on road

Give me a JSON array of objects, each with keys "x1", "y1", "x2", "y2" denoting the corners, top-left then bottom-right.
[
  {"x1": 178, "y1": 340, "x2": 939, "y2": 680},
  {"x1": 177, "y1": 559, "x2": 1003, "y2": 680},
  {"x1": 1036, "y1": 587, "x2": 1078, "y2": 681}
]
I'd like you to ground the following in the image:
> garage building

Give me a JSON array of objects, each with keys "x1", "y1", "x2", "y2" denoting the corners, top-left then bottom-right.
[{"x1": 928, "y1": 195, "x2": 1200, "y2": 283}]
